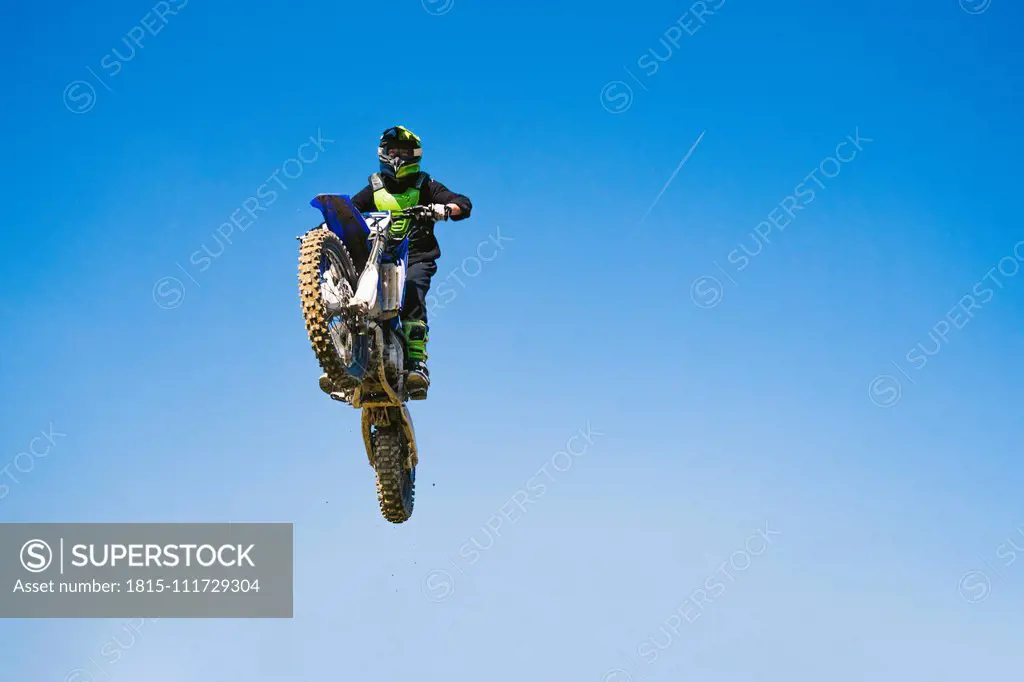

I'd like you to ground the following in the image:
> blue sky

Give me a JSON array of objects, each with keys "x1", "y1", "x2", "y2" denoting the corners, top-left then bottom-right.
[{"x1": 2, "y1": 0, "x2": 1023, "y2": 679}]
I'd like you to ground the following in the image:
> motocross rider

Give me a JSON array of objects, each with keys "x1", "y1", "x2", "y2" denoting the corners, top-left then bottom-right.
[{"x1": 319, "y1": 125, "x2": 473, "y2": 397}]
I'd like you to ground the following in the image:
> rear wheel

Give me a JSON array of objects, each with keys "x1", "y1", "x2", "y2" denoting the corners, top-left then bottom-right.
[{"x1": 370, "y1": 415, "x2": 415, "y2": 523}]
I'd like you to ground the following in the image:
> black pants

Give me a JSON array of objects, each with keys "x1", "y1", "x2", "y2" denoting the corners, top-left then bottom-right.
[{"x1": 402, "y1": 260, "x2": 437, "y2": 324}]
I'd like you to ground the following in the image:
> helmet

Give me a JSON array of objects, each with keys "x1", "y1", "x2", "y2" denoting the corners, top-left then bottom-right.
[{"x1": 378, "y1": 126, "x2": 422, "y2": 180}]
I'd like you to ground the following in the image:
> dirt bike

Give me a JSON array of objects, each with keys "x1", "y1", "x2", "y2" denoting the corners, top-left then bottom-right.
[{"x1": 297, "y1": 195, "x2": 438, "y2": 524}]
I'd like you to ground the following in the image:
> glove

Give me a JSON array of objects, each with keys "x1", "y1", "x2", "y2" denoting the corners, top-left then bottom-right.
[{"x1": 427, "y1": 203, "x2": 451, "y2": 221}]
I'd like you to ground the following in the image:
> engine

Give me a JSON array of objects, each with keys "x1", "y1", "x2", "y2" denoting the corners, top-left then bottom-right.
[{"x1": 380, "y1": 326, "x2": 405, "y2": 387}]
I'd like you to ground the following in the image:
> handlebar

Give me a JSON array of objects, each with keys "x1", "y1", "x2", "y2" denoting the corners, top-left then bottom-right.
[
  {"x1": 359, "y1": 206, "x2": 440, "y2": 224},
  {"x1": 397, "y1": 205, "x2": 440, "y2": 222},
  {"x1": 358, "y1": 207, "x2": 438, "y2": 242}
]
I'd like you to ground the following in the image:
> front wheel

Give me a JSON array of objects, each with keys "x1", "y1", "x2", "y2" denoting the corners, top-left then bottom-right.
[
  {"x1": 298, "y1": 226, "x2": 369, "y2": 389},
  {"x1": 368, "y1": 411, "x2": 416, "y2": 523}
]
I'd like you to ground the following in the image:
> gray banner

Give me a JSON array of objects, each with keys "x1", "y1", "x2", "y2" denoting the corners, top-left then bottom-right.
[{"x1": 0, "y1": 523, "x2": 293, "y2": 618}]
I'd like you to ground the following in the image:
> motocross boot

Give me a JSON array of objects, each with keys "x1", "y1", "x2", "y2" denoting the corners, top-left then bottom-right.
[
  {"x1": 318, "y1": 373, "x2": 347, "y2": 402},
  {"x1": 403, "y1": 320, "x2": 430, "y2": 399}
]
